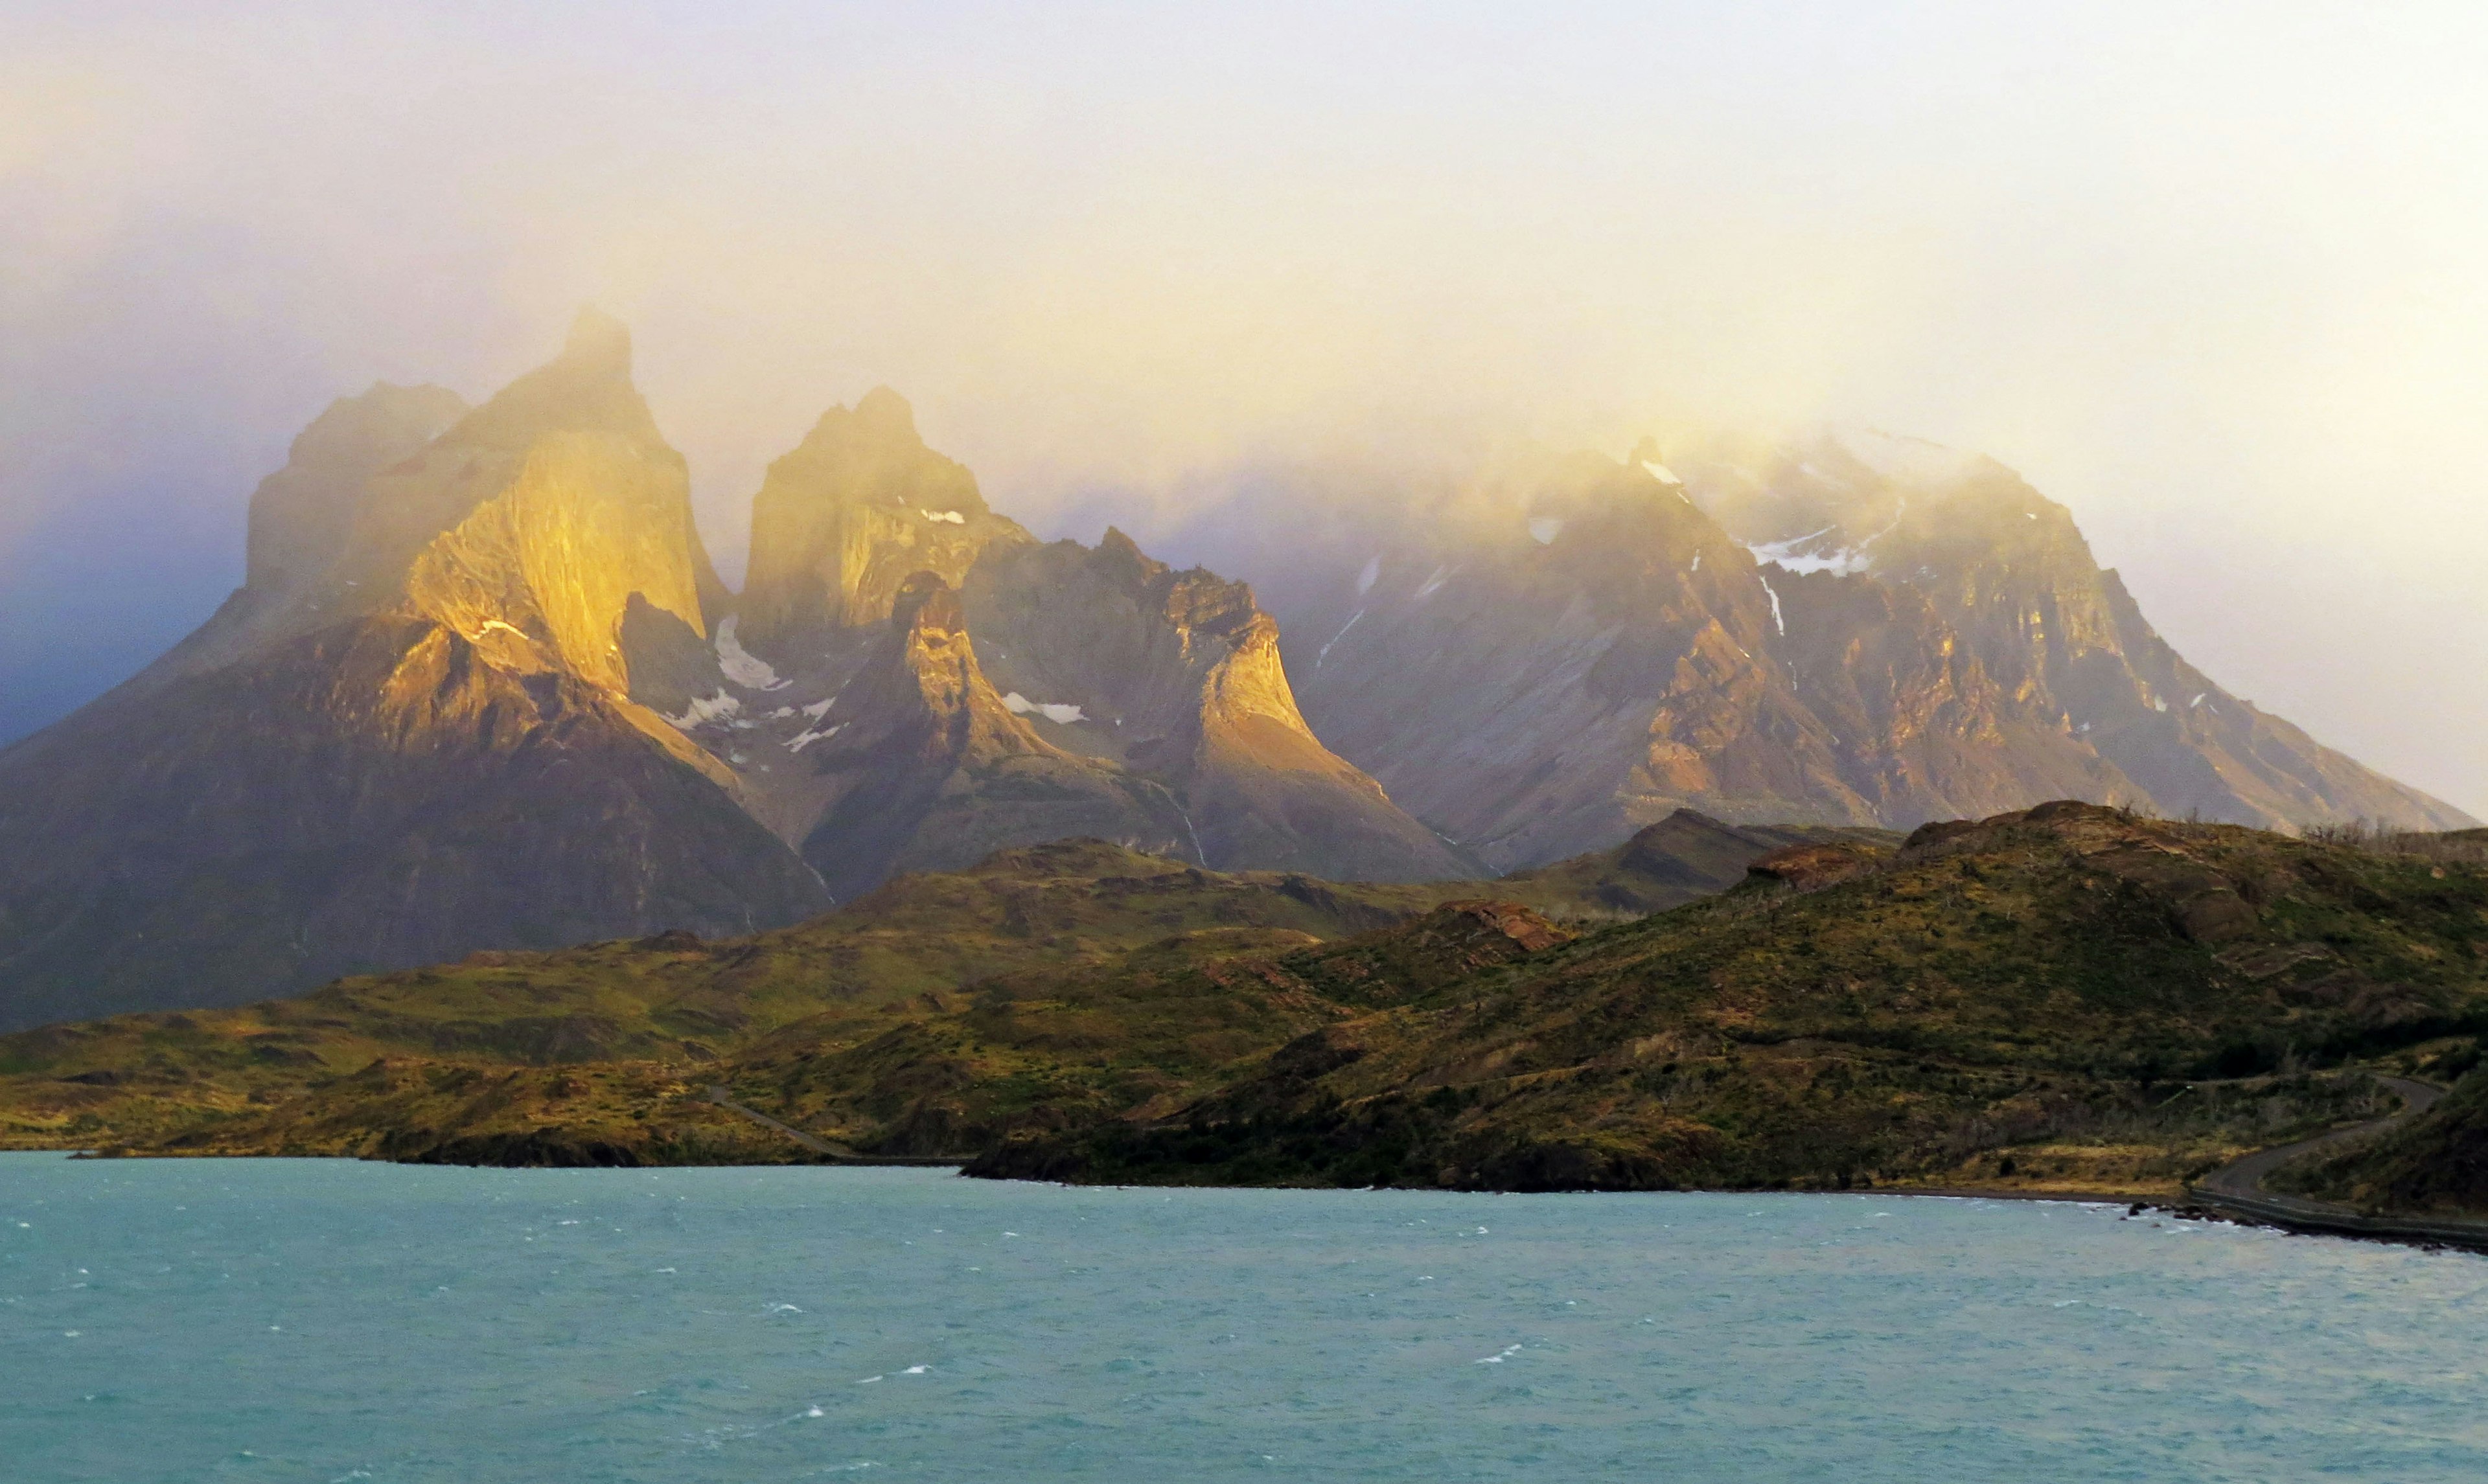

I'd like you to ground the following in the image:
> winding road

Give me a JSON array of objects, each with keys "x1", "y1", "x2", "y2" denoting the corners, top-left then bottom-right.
[{"x1": 2188, "y1": 1075, "x2": 2488, "y2": 1252}]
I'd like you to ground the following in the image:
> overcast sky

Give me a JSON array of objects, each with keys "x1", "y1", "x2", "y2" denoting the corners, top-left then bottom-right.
[{"x1": 4, "y1": 2, "x2": 2483, "y2": 815}]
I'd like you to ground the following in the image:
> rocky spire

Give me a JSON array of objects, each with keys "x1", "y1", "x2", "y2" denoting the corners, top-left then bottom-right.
[
  {"x1": 244, "y1": 383, "x2": 469, "y2": 597},
  {"x1": 738, "y1": 388, "x2": 1024, "y2": 651}
]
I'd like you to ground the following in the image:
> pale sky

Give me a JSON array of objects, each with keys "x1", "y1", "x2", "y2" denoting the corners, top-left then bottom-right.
[{"x1": 4, "y1": 2, "x2": 2483, "y2": 816}]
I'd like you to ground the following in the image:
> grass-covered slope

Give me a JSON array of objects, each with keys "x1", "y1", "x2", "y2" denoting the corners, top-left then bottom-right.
[
  {"x1": 0, "y1": 840, "x2": 1454, "y2": 1158},
  {"x1": 16, "y1": 802, "x2": 2478, "y2": 1206},
  {"x1": 0, "y1": 820, "x2": 1796, "y2": 1163},
  {"x1": 2270, "y1": 1048, "x2": 2488, "y2": 1215},
  {"x1": 970, "y1": 803, "x2": 2488, "y2": 1196}
]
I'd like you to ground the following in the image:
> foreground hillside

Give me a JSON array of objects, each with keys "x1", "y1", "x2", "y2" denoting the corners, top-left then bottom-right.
[
  {"x1": 9, "y1": 803, "x2": 2482, "y2": 1213},
  {"x1": 974, "y1": 805, "x2": 2488, "y2": 1199},
  {"x1": 0, "y1": 814, "x2": 1850, "y2": 1161}
]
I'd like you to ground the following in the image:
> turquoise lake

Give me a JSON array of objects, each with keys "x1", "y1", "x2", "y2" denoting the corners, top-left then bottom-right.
[{"x1": 3, "y1": 1153, "x2": 2484, "y2": 1481}]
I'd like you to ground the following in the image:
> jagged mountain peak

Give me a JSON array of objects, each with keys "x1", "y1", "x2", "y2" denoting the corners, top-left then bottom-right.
[
  {"x1": 780, "y1": 385, "x2": 980, "y2": 512},
  {"x1": 853, "y1": 383, "x2": 921, "y2": 437},
  {"x1": 740, "y1": 389, "x2": 1020, "y2": 648},
  {"x1": 663, "y1": 408, "x2": 1473, "y2": 893},
  {"x1": 430, "y1": 310, "x2": 662, "y2": 455},
  {"x1": 1265, "y1": 427, "x2": 2469, "y2": 857},
  {"x1": 560, "y1": 304, "x2": 633, "y2": 376},
  {"x1": 243, "y1": 382, "x2": 470, "y2": 597},
  {"x1": 0, "y1": 314, "x2": 828, "y2": 1026},
  {"x1": 1678, "y1": 433, "x2": 2471, "y2": 832}
]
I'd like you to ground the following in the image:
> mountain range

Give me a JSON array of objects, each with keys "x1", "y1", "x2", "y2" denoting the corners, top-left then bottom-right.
[
  {"x1": 0, "y1": 312, "x2": 2468, "y2": 1029},
  {"x1": 1247, "y1": 432, "x2": 2471, "y2": 869}
]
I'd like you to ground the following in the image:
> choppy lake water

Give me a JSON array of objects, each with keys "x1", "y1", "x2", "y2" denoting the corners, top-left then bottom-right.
[{"x1": 4, "y1": 1153, "x2": 2485, "y2": 1481}]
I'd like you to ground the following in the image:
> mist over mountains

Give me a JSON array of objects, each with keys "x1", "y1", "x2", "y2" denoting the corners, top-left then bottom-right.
[
  {"x1": 1142, "y1": 430, "x2": 2470, "y2": 869},
  {"x1": 0, "y1": 312, "x2": 2467, "y2": 1031}
]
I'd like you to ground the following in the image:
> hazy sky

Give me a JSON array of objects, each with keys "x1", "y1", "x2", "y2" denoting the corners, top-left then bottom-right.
[{"x1": 5, "y1": 3, "x2": 2484, "y2": 816}]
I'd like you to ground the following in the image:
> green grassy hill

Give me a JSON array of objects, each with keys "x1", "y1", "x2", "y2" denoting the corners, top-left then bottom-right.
[
  {"x1": 971, "y1": 804, "x2": 2488, "y2": 1199},
  {"x1": 0, "y1": 815, "x2": 1836, "y2": 1163},
  {"x1": 12, "y1": 803, "x2": 2482, "y2": 1212}
]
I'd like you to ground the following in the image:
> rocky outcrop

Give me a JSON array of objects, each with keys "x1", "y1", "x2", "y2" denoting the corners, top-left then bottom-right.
[
  {"x1": 664, "y1": 394, "x2": 1472, "y2": 891},
  {"x1": 0, "y1": 312, "x2": 829, "y2": 1029},
  {"x1": 739, "y1": 387, "x2": 1025, "y2": 645},
  {"x1": 964, "y1": 531, "x2": 1473, "y2": 880},
  {"x1": 792, "y1": 575, "x2": 1193, "y2": 898},
  {"x1": 1287, "y1": 451, "x2": 2141, "y2": 869},
  {"x1": 1688, "y1": 429, "x2": 2472, "y2": 833},
  {"x1": 1272, "y1": 435, "x2": 2467, "y2": 870}
]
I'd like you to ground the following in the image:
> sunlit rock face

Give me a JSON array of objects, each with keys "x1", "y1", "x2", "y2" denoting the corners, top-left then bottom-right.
[
  {"x1": 682, "y1": 400, "x2": 1472, "y2": 891},
  {"x1": 964, "y1": 532, "x2": 1470, "y2": 881},
  {"x1": 739, "y1": 387, "x2": 1025, "y2": 645},
  {"x1": 786, "y1": 573, "x2": 1196, "y2": 900},
  {"x1": 1271, "y1": 433, "x2": 2468, "y2": 872},
  {"x1": 0, "y1": 312, "x2": 829, "y2": 1030}
]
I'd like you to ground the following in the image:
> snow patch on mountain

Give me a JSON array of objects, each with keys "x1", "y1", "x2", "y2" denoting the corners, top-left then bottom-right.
[
  {"x1": 714, "y1": 616, "x2": 788, "y2": 691},
  {"x1": 666, "y1": 689, "x2": 742, "y2": 729},
  {"x1": 1746, "y1": 525, "x2": 1873, "y2": 577},
  {"x1": 1002, "y1": 692, "x2": 1087, "y2": 724},
  {"x1": 470, "y1": 619, "x2": 534, "y2": 646},
  {"x1": 1318, "y1": 609, "x2": 1365, "y2": 667}
]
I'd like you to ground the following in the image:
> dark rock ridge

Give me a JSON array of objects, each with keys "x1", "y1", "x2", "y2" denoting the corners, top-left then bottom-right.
[{"x1": 1267, "y1": 433, "x2": 2470, "y2": 869}]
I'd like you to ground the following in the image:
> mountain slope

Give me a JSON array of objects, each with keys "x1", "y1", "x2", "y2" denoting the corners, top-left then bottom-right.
[
  {"x1": 971, "y1": 803, "x2": 2488, "y2": 1194},
  {"x1": 0, "y1": 313, "x2": 828, "y2": 1029},
  {"x1": 1287, "y1": 452, "x2": 2142, "y2": 869},
  {"x1": 664, "y1": 390, "x2": 1472, "y2": 889},
  {"x1": 1254, "y1": 437, "x2": 2467, "y2": 869},
  {"x1": 792, "y1": 576, "x2": 1197, "y2": 898},
  {"x1": 0, "y1": 818, "x2": 1840, "y2": 1159},
  {"x1": 1687, "y1": 429, "x2": 2472, "y2": 833}
]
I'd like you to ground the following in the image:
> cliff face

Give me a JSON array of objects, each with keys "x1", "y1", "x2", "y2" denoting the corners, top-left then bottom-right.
[
  {"x1": 659, "y1": 392, "x2": 1471, "y2": 891},
  {"x1": 0, "y1": 312, "x2": 828, "y2": 1030},
  {"x1": 790, "y1": 575, "x2": 1195, "y2": 899},
  {"x1": 1287, "y1": 453, "x2": 2140, "y2": 869},
  {"x1": 739, "y1": 387, "x2": 1024, "y2": 645},
  {"x1": 1686, "y1": 431, "x2": 2474, "y2": 834},
  {"x1": 965, "y1": 532, "x2": 1471, "y2": 880},
  {"x1": 1274, "y1": 437, "x2": 2467, "y2": 870}
]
